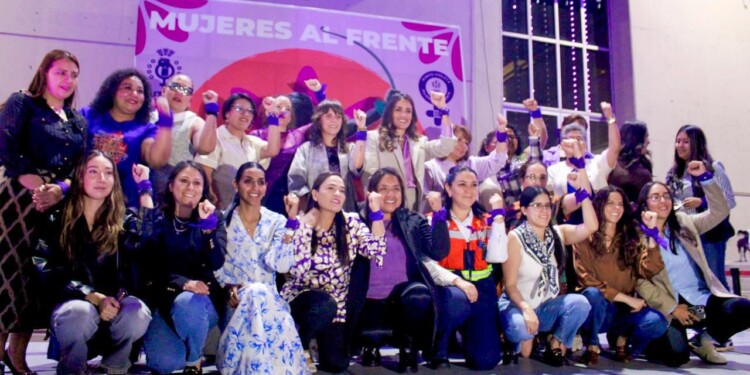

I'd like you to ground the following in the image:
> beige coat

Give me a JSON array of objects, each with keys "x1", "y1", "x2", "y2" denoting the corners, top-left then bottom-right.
[
  {"x1": 636, "y1": 180, "x2": 738, "y2": 321},
  {"x1": 363, "y1": 130, "x2": 455, "y2": 211}
]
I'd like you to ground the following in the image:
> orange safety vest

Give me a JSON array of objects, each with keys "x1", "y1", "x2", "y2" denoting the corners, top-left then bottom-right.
[{"x1": 438, "y1": 215, "x2": 491, "y2": 272}]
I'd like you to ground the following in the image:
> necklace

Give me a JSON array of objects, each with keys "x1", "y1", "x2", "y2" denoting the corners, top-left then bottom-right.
[{"x1": 173, "y1": 216, "x2": 189, "y2": 234}]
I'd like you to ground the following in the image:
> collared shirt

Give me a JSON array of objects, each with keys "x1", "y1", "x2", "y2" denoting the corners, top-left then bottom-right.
[
  {"x1": 194, "y1": 125, "x2": 268, "y2": 170},
  {"x1": 451, "y1": 210, "x2": 475, "y2": 241},
  {"x1": 659, "y1": 233, "x2": 711, "y2": 306},
  {"x1": 546, "y1": 149, "x2": 613, "y2": 196},
  {"x1": 424, "y1": 151, "x2": 507, "y2": 194}
]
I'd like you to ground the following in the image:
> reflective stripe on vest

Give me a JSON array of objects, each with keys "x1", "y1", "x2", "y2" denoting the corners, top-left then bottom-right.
[{"x1": 438, "y1": 215, "x2": 490, "y2": 272}]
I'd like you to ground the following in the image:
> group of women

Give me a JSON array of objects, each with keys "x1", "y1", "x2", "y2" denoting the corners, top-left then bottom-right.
[{"x1": 0, "y1": 49, "x2": 747, "y2": 375}]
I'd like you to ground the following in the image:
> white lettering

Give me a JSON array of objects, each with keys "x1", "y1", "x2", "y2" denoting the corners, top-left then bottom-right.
[
  {"x1": 235, "y1": 18, "x2": 254, "y2": 36},
  {"x1": 256, "y1": 19, "x2": 274, "y2": 38},
  {"x1": 381, "y1": 32, "x2": 397, "y2": 51},
  {"x1": 216, "y1": 16, "x2": 233, "y2": 35},
  {"x1": 275, "y1": 22, "x2": 292, "y2": 40},
  {"x1": 417, "y1": 37, "x2": 433, "y2": 53},
  {"x1": 346, "y1": 28, "x2": 361, "y2": 46},
  {"x1": 149, "y1": 11, "x2": 176, "y2": 30},
  {"x1": 198, "y1": 15, "x2": 214, "y2": 33},
  {"x1": 321, "y1": 27, "x2": 339, "y2": 44},
  {"x1": 434, "y1": 38, "x2": 449, "y2": 55},
  {"x1": 300, "y1": 24, "x2": 322, "y2": 42},
  {"x1": 177, "y1": 13, "x2": 199, "y2": 32}
]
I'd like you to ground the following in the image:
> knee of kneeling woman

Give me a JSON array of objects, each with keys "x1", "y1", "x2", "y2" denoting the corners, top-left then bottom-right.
[
  {"x1": 580, "y1": 287, "x2": 607, "y2": 307},
  {"x1": 52, "y1": 301, "x2": 100, "y2": 343},
  {"x1": 173, "y1": 291, "x2": 212, "y2": 311},
  {"x1": 563, "y1": 294, "x2": 592, "y2": 315}
]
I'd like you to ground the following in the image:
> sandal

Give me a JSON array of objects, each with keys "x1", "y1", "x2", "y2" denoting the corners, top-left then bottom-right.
[
  {"x1": 614, "y1": 345, "x2": 631, "y2": 362},
  {"x1": 580, "y1": 349, "x2": 599, "y2": 366},
  {"x1": 543, "y1": 348, "x2": 568, "y2": 367}
]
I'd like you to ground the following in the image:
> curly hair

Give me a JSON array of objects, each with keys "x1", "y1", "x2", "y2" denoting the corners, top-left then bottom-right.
[
  {"x1": 590, "y1": 186, "x2": 641, "y2": 268},
  {"x1": 60, "y1": 151, "x2": 125, "y2": 262},
  {"x1": 378, "y1": 91, "x2": 420, "y2": 152},
  {"x1": 308, "y1": 100, "x2": 349, "y2": 153},
  {"x1": 89, "y1": 68, "x2": 153, "y2": 124}
]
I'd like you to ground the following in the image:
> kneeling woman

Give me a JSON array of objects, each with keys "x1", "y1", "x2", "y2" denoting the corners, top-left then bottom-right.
[
  {"x1": 574, "y1": 186, "x2": 668, "y2": 365},
  {"x1": 214, "y1": 162, "x2": 308, "y2": 374},
  {"x1": 424, "y1": 166, "x2": 508, "y2": 370},
  {"x1": 38, "y1": 151, "x2": 152, "y2": 374},
  {"x1": 499, "y1": 171, "x2": 597, "y2": 367},
  {"x1": 351, "y1": 167, "x2": 450, "y2": 372},
  {"x1": 281, "y1": 173, "x2": 386, "y2": 373},
  {"x1": 141, "y1": 161, "x2": 226, "y2": 374}
]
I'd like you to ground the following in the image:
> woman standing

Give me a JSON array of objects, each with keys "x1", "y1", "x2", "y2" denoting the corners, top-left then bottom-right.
[
  {"x1": 0, "y1": 49, "x2": 86, "y2": 374},
  {"x1": 666, "y1": 125, "x2": 736, "y2": 290},
  {"x1": 140, "y1": 161, "x2": 226, "y2": 374},
  {"x1": 194, "y1": 93, "x2": 280, "y2": 209},
  {"x1": 281, "y1": 173, "x2": 386, "y2": 373},
  {"x1": 83, "y1": 68, "x2": 173, "y2": 207},
  {"x1": 288, "y1": 101, "x2": 366, "y2": 212},
  {"x1": 574, "y1": 186, "x2": 667, "y2": 365},
  {"x1": 214, "y1": 162, "x2": 308, "y2": 374},
  {"x1": 37, "y1": 151, "x2": 152, "y2": 374},
  {"x1": 499, "y1": 171, "x2": 597, "y2": 367},
  {"x1": 607, "y1": 121, "x2": 653, "y2": 204},
  {"x1": 363, "y1": 91, "x2": 456, "y2": 211}
]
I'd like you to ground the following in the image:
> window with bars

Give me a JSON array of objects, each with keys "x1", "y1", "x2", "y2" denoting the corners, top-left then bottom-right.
[{"x1": 502, "y1": 0, "x2": 611, "y2": 153}]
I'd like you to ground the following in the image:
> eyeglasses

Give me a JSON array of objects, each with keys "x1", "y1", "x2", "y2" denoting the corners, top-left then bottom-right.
[
  {"x1": 528, "y1": 202, "x2": 553, "y2": 210},
  {"x1": 167, "y1": 81, "x2": 194, "y2": 96},
  {"x1": 232, "y1": 105, "x2": 255, "y2": 115},
  {"x1": 524, "y1": 174, "x2": 548, "y2": 182},
  {"x1": 648, "y1": 193, "x2": 672, "y2": 203}
]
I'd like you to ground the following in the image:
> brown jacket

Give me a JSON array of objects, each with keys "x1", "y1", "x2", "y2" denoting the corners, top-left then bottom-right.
[{"x1": 636, "y1": 180, "x2": 737, "y2": 321}]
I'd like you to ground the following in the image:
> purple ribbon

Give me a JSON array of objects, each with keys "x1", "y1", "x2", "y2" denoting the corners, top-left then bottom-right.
[
  {"x1": 204, "y1": 102, "x2": 219, "y2": 116},
  {"x1": 698, "y1": 171, "x2": 714, "y2": 182},
  {"x1": 640, "y1": 223, "x2": 669, "y2": 249},
  {"x1": 315, "y1": 83, "x2": 327, "y2": 102},
  {"x1": 267, "y1": 113, "x2": 280, "y2": 126},
  {"x1": 489, "y1": 208, "x2": 506, "y2": 224},
  {"x1": 55, "y1": 180, "x2": 70, "y2": 196},
  {"x1": 569, "y1": 156, "x2": 586, "y2": 169},
  {"x1": 574, "y1": 188, "x2": 591, "y2": 204},
  {"x1": 190, "y1": 212, "x2": 219, "y2": 231},
  {"x1": 156, "y1": 108, "x2": 174, "y2": 128},
  {"x1": 286, "y1": 218, "x2": 299, "y2": 230},
  {"x1": 529, "y1": 108, "x2": 542, "y2": 119},
  {"x1": 369, "y1": 210, "x2": 385, "y2": 221},
  {"x1": 432, "y1": 207, "x2": 447, "y2": 224},
  {"x1": 496, "y1": 131, "x2": 508, "y2": 143},
  {"x1": 355, "y1": 131, "x2": 367, "y2": 141}
]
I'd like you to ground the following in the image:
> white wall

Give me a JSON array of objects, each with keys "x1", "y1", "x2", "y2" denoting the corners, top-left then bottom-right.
[
  {"x1": 0, "y1": 0, "x2": 502, "y2": 153},
  {"x1": 628, "y1": 0, "x2": 750, "y2": 262}
]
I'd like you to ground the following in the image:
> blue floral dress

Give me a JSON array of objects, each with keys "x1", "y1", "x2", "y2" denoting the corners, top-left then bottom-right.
[{"x1": 215, "y1": 207, "x2": 309, "y2": 375}]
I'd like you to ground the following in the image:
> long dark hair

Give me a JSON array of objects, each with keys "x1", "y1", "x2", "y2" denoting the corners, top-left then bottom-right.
[
  {"x1": 635, "y1": 182, "x2": 695, "y2": 255},
  {"x1": 223, "y1": 161, "x2": 266, "y2": 226},
  {"x1": 442, "y1": 166, "x2": 485, "y2": 219},
  {"x1": 478, "y1": 130, "x2": 495, "y2": 157},
  {"x1": 506, "y1": 124, "x2": 524, "y2": 156},
  {"x1": 519, "y1": 186, "x2": 566, "y2": 274},
  {"x1": 591, "y1": 186, "x2": 640, "y2": 267},
  {"x1": 308, "y1": 99, "x2": 349, "y2": 152},
  {"x1": 378, "y1": 91, "x2": 420, "y2": 152},
  {"x1": 28, "y1": 49, "x2": 80, "y2": 108},
  {"x1": 90, "y1": 68, "x2": 153, "y2": 124},
  {"x1": 364, "y1": 167, "x2": 406, "y2": 227},
  {"x1": 618, "y1": 120, "x2": 652, "y2": 172},
  {"x1": 309, "y1": 172, "x2": 350, "y2": 265},
  {"x1": 162, "y1": 161, "x2": 212, "y2": 221},
  {"x1": 666, "y1": 124, "x2": 715, "y2": 204},
  {"x1": 60, "y1": 150, "x2": 125, "y2": 262}
]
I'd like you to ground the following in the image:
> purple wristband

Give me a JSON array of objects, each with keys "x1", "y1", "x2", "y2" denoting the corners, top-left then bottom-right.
[
  {"x1": 137, "y1": 180, "x2": 153, "y2": 196},
  {"x1": 436, "y1": 107, "x2": 450, "y2": 117},
  {"x1": 574, "y1": 188, "x2": 591, "y2": 204},
  {"x1": 369, "y1": 210, "x2": 384, "y2": 221},
  {"x1": 569, "y1": 156, "x2": 586, "y2": 169},
  {"x1": 698, "y1": 171, "x2": 714, "y2": 182},
  {"x1": 267, "y1": 113, "x2": 280, "y2": 126},
  {"x1": 529, "y1": 108, "x2": 542, "y2": 119},
  {"x1": 156, "y1": 109, "x2": 174, "y2": 128},
  {"x1": 355, "y1": 131, "x2": 367, "y2": 141},
  {"x1": 55, "y1": 181, "x2": 70, "y2": 196},
  {"x1": 190, "y1": 212, "x2": 219, "y2": 231},
  {"x1": 432, "y1": 207, "x2": 447, "y2": 222},
  {"x1": 489, "y1": 208, "x2": 506, "y2": 223},
  {"x1": 496, "y1": 131, "x2": 508, "y2": 143},
  {"x1": 640, "y1": 223, "x2": 669, "y2": 249},
  {"x1": 315, "y1": 83, "x2": 327, "y2": 102},
  {"x1": 204, "y1": 102, "x2": 219, "y2": 116},
  {"x1": 286, "y1": 218, "x2": 299, "y2": 230}
]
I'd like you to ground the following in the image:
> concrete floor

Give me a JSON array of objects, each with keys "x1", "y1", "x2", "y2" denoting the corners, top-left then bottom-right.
[{"x1": 21, "y1": 329, "x2": 750, "y2": 374}]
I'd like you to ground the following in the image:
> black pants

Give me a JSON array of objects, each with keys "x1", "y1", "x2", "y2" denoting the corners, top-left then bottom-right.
[
  {"x1": 289, "y1": 290, "x2": 349, "y2": 373},
  {"x1": 646, "y1": 294, "x2": 750, "y2": 367},
  {"x1": 357, "y1": 282, "x2": 433, "y2": 350}
]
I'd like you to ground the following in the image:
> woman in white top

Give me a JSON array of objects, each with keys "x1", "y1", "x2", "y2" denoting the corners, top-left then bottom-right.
[
  {"x1": 499, "y1": 169, "x2": 598, "y2": 366},
  {"x1": 194, "y1": 93, "x2": 280, "y2": 209},
  {"x1": 152, "y1": 74, "x2": 217, "y2": 197}
]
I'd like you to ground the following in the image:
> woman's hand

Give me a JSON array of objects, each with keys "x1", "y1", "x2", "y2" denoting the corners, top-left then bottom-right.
[
  {"x1": 32, "y1": 183, "x2": 63, "y2": 212},
  {"x1": 425, "y1": 191, "x2": 442, "y2": 213},
  {"x1": 623, "y1": 295, "x2": 646, "y2": 312},
  {"x1": 368, "y1": 191, "x2": 383, "y2": 212},
  {"x1": 262, "y1": 96, "x2": 276, "y2": 115},
  {"x1": 202, "y1": 90, "x2": 218, "y2": 104},
  {"x1": 429, "y1": 91, "x2": 447, "y2": 108},
  {"x1": 671, "y1": 304, "x2": 698, "y2": 326},
  {"x1": 490, "y1": 193, "x2": 504, "y2": 210},
  {"x1": 304, "y1": 79, "x2": 322, "y2": 92},
  {"x1": 496, "y1": 113, "x2": 508, "y2": 132},
  {"x1": 284, "y1": 193, "x2": 300, "y2": 219},
  {"x1": 184, "y1": 280, "x2": 210, "y2": 295},
  {"x1": 641, "y1": 211, "x2": 658, "y2": 229},
  {"x1": 227, "y1": 284, "x2": 240, "y2": 308},
  {"x1": 197, "y1": 200, "x2": 216, "y2": 220},
  {"x1": 686, "y1": 160, "x2": 707, "y2": 177},
  {"x1": 132, "y1": 163, "x2": 150, "y2": 184},
  {"x1": 453, "y1": 278, "x2": 478, "y2": 303},
  {"x1": 522, "y1": 306, "x2": 540, "y2": 334},
  {"x1": 354, "y1": 109, "x2": 367, "y2": 131},
  {"x1": 98, "y1": 296, "x2": 121, "y2": 322},
  {"x1": 682, "y1": 197, "x2": 702, "y2": 209}
]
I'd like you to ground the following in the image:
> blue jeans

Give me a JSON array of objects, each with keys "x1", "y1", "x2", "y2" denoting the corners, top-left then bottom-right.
[
  {"x1": 580, "y1": 287, "x2": 668, "y2": 355},
  {"x1": 702, "y1": 240, "x2": 729, "y2": 290},
  {"x1": 434, "y1": 277, "x2": 501, "y2": 370},
  {"x1": 499, "y1": 294, "x2": 590, "y2": 348},
  {"x1": 143, "y1": 292, "x2": 219, "y2": 374},
  {"x1": 50, "y1": 296, "x2": 151, "y2": 375}
]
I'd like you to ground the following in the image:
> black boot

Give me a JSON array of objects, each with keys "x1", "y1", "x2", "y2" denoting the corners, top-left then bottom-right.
[
  {"x1": 398, "y1": 345, "x2": 419, "y2": 373},
  {"x1": 361, "y1": 346, "x2": 382, "y2": 367}
]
